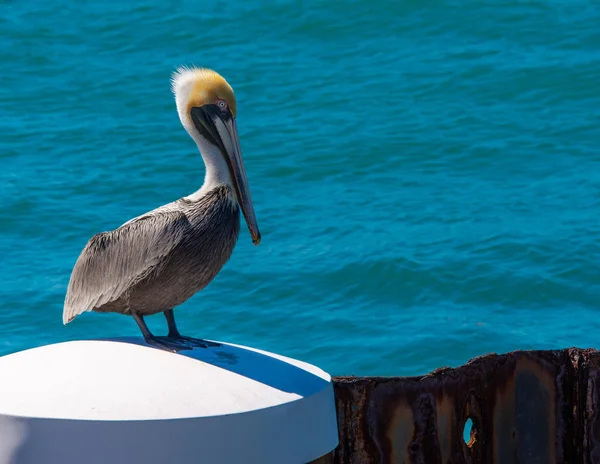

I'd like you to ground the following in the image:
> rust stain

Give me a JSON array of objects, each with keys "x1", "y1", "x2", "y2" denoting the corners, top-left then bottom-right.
[
  {"x1": 492, "y1": 369, "x2": 517, "y2": 464},
  {"x1": 467, "y1": 426, "x2": 477, "y2": 448},
  {"x1": 435, "y1": 395, "x2": 454, "y2": 462},
  {"x1": 386, "y1": 398, "x2": 413, "y2": 463}
]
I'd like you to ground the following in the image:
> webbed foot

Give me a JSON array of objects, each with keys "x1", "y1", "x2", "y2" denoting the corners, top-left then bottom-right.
[{"x1": 144, "y1": 336, "x2": 193, "y2": 353}]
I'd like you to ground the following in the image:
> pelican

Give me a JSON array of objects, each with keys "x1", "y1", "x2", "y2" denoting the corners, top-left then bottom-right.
[{"x1": 63, "y1": 67, "x2": 261, "y2": 351}]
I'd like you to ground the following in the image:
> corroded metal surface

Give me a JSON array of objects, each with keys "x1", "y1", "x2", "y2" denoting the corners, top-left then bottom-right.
[{"x1": 325, "y1": 348, "x2": 599, "y2": 464}]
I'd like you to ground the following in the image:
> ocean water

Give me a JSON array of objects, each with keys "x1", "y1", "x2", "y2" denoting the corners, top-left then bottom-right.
[{"x1": 1, "y1": 0, "x2": 598, "y2": 377}]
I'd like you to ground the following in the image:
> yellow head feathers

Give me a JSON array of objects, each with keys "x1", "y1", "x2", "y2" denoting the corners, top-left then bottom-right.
[{"x1": 171, "y1": 67, "x2": 237, "y2": 117}]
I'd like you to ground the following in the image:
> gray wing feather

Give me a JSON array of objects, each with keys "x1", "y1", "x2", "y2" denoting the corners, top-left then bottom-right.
[{"x1": 63, "y1": 211, "x2": 190, "y2": 324}]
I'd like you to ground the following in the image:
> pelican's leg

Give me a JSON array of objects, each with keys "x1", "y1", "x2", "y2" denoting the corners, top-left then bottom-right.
[
  {"x1": 164, "y1": 309, "x2": 182, "y2": 338},
  {"x1": 163, "y1": 309, "x2": 221, "y2": 348},
  {"x1": 132, "y1": 312, "x2": 189, "y2": 352}
]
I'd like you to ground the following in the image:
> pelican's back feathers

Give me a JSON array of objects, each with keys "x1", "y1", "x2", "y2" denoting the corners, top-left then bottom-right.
[{"x1": 63, "y1": 211, "x2": 191, "y2": 324}]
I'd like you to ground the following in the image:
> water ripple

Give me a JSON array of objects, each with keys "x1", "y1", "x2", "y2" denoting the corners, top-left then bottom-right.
[{"x1": 1, "y1": 0, "x2": 599, "y2": 375}]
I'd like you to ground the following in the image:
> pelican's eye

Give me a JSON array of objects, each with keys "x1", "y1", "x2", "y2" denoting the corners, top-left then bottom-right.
[{"x1": 216, "y1": 99, "x2": 228, "y2": 111}]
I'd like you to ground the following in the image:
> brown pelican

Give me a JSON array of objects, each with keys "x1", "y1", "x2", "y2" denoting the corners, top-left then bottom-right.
[{"x1": 63, "y1": 67, "x2": 261, "y2": 351}]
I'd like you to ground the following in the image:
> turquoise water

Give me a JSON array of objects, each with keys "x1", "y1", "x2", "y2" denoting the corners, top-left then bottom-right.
[{"x1": 1, "y1": 1, "x2": 598, "y2": 376}]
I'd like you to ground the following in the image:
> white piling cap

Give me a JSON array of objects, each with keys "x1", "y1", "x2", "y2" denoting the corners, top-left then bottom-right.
[{"x1": 0, "y1": 339, "x2": 338, "y2": 464}]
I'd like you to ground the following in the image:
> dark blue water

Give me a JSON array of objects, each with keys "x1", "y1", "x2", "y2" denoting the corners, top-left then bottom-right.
[{"x1": 1, "y1": 0, "x2": 599, "y2": 376}]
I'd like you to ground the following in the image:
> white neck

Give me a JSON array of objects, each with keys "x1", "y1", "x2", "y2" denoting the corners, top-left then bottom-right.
[{"x1": 184, "y1": 131, "x2": 234, "y2": 202}]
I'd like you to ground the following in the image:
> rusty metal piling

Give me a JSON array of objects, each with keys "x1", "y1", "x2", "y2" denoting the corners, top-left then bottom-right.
[{"x1": 314, "y1": 348, "x2": 599, "y2": 464}]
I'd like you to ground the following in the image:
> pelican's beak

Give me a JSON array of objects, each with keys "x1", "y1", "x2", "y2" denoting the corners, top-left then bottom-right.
[{"x1": 191, "y1": 105, "x2": 261, "y2": 245}]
